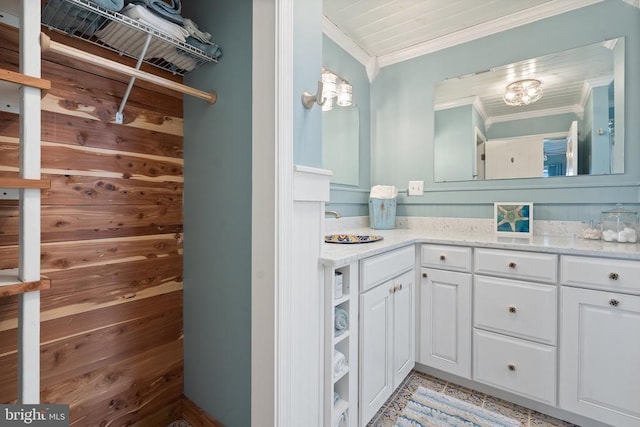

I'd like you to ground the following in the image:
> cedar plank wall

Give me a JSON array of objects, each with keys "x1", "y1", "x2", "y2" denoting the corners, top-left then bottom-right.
[{"x1": 0, "y1": 23, "x2": 186, "y2": 426}]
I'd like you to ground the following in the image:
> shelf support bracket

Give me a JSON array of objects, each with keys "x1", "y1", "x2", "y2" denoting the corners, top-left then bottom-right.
[
  {"x1": 41, "y1": 32, "x2": 218, "y2": 117},
  {"x1": 115, "y1": 32, "x2": 153, "y2": 124}
]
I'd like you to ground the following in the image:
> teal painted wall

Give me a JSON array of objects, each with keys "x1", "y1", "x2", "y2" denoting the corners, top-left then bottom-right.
[
  {"x1": 323, "y1": 35, "x2": 371, "y2": 216},
  {"x1": 590, "y1": 86, "x2": 612, "y2": 174},
  {"x1": 182, "y1": 0, "x2": 252, "y2": 425},
  {"x1": 363, "y1": 0, "x2": 640, "y2": 221},
  {"x1": 434, "y1": 105, "x2": 474, "y2": 182},
  {"x1": 295, "y1": 0, "x2": 323, "y2": 167},
  {"x1": 487, "y1": 113, "x2": 580, "y2": 140}
]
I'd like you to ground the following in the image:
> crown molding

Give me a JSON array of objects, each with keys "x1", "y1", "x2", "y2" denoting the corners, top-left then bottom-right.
[
  {"x1": 322, "y1": 16, "x2": 381, "y2": 82},
  {"x1": 579, "y1": 76, "x2": 614, "y2": 108},
  {"x1": 485, "y1": 105, "x2": 584, "y2": 128},
  {"x1": 435, "y1": 96, "x2": 487, "y2": 122},
  {"x1": 377, "y1": 0, "x2": 604, "y2": 68},
  {"x1": 322, "y1": 16, "x2": 372, "y2": 67}
]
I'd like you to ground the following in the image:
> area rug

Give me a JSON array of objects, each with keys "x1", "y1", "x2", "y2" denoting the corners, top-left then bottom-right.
[{"x1": 394, "y1": 386, "x2": 521, "y2": 427}]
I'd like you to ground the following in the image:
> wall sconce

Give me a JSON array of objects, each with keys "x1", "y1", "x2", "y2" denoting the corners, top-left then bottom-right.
[
  {"x1": 301, "y1": 81, "x2": 326, "y2": 109},
  {"x1": 302, "y1": 67, "x2": 353, "y2": 110}
]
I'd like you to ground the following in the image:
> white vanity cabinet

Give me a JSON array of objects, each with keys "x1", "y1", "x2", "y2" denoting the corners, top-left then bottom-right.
[
  {"x1": 359, "y1": 245, "x2": 415, "y2": 427},
  {"x1": 472, "y1": 248, "x2": 558, "y2": 405},
  {"x1": 559, "y1": 255, "x2": 640, "y2": 427},
  {"x1": 419, "y1": 244, "x2": 472, "y2": 378}
]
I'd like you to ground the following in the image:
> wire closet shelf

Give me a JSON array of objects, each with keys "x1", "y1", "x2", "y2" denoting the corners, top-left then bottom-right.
[{"x1": 41, "y1": 0, "x2": 218, "y2": 76}]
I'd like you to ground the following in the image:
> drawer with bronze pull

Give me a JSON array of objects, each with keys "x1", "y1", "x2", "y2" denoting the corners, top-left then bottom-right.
[
  {"x1": 360, "y1": 245, "x2": 415, "y2": 292},
  {"x1": 473, "y1": 329, "x2": 556, "y2": 405},
  {"x1": 421, "y1": 244, "x2": 472, "y2": 272},
  {"x1": 474, "y1": 248, "x2": 557, "y2": 284},
  {"x1": 474, "y1": 275, "x2": 557, "y2": 345},
  {"x1": 560, "y1": 255, "x2": 640, "y2": 295}
]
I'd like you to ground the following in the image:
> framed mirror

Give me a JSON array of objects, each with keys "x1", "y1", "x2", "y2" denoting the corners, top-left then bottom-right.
[{"x1": 434, "y1": 37, "x2": 625, "y2": 182}]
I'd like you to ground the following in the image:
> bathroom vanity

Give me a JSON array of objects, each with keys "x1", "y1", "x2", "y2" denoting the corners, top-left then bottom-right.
[{"x1": 321, "y1": 226, "x2": 640, "y2": 427}]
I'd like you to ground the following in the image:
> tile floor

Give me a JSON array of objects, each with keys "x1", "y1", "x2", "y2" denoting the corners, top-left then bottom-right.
[{"x1": 367, "y1": 370, "x2": 577, "y2": 427}]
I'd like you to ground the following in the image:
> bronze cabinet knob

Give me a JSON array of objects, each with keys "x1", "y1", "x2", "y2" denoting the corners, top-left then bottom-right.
[
  {"x1": 422, "y1": 273, "x2": 428, "y2": 278},
  {"x1": 508, "y1": 262, "x2": 517, "y2": 269},
  {"x1": 508, "y1": 306, "x2": 517, "y2": 313},
  {"x1": 609, "y1": 299, "x2": 620, "y2": 307},
  {"x1": 508, "y1": 364, "x2": 516, "y2": 371},
  {"x1": 609, "y1": 272, "x2": 619, "y2": 280},
  {"x1": 439, "y1": 255, "x2": 446, "y2": 261}
]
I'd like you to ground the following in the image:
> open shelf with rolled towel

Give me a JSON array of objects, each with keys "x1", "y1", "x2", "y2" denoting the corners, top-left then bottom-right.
[
  {"x1": 40, "y1": 0, "x2": 219, "y2": 123},
  {"x1": 324, "y1": 262, "x2": 358, "y2": 427}
]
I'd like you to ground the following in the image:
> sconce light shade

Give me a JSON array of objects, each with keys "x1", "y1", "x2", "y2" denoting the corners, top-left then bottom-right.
[
  {"x1": 322, "y1": 96, "x2": 334, "y2": 111},
  {"x1": 304, "y1": 67, "x2": 354, "y2": 110},
  {"x1": 503, "y1": 79, "x2": 543, "y2": 106},
  {"x1": 336, "y1": 83, "x2": 353, "y2": 107},
  {"x1": 322, "y1": 71, "x2": 338, "y2": 99}
]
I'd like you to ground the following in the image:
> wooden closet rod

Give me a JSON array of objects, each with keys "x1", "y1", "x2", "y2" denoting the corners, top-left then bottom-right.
[{"x1": 40, "y1": 32, "x2": 217, "y2": 104}]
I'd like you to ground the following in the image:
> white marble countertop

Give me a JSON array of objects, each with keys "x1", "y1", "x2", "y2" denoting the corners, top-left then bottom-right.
[{"x1": 321, "y1": 226, "x2": 640, "y2": 267}]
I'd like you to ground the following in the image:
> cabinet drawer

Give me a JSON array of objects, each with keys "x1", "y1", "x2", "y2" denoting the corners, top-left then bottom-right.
[
  {"x1": 561, "y1": 255, "x2": 640, "y2": 295},
  {"x1": 473, "y1": 329, "x2": 556, "y2": 405},
  {"x1": 474, "y1": 275, "x2": 557, "y2": 345},
  {"x1": 474, "y1": 248, "x2": 557, "y2": 284},
  {"x1": 421, "y1": 244, "x2": 471, "y2": 272},
  {"x1": 360, "y1": 245, "x2": 415, "y2": 292}
]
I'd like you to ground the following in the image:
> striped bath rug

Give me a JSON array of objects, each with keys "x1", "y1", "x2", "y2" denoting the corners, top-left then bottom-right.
[{"x1": 394, "y1": 386, "x2": 521, "y2": 427}]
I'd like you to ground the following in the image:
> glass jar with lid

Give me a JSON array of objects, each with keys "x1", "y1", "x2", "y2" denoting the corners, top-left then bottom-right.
[{"x1": 600, "y1": 204, "x2": 638, "y2": 243}]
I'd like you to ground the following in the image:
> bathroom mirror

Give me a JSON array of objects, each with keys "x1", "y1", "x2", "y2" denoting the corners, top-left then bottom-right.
[
  {"x1": 323, "y1": 104, "x2": 360, "y2": 185},
  {"x1": 434, "y1": 38, "x2": 625, "y2": 182}
]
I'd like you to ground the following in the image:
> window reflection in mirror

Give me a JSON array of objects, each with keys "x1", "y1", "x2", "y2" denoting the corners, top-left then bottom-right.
[
  {"x1": 323, "y1": 105, "x2": 360, "y2": 186},
  {"x1": 434, "y1": 38, "x2": 624, "y2": 182}
]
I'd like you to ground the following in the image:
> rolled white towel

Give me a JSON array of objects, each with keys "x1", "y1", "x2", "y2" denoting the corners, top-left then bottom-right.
[{"x1": 333, "y1": 349, "x2": 346, "y2": 377}]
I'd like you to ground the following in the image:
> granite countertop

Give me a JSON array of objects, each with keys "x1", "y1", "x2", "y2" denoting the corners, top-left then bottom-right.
[{"x1": 321, "y1": 227, "x2": 640, "y2": 267}]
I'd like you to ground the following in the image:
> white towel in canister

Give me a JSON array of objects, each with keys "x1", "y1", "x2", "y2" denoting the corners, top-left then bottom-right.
[
  {"x1": 369, "y1": 185, "x2": 398, "y2": 199},
  {"x1": 333, "y1": 349, "x2": 346, "y2": 377}
]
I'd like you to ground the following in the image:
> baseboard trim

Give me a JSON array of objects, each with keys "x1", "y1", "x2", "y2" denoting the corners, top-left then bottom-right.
[{"x1": 182, "y1": 396, "x2": 224, "y2": 427}]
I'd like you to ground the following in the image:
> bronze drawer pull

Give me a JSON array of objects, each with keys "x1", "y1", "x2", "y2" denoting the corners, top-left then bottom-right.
[
  {"x1": 609, "y1": 299, "x2": 620, "y2": 307},
  {"x1": 440, "y1": 255, "x2": 446, "y2": 261},
  {"x1": 508, "y1": 262, "x2": 517, "y2": 269},
  {"x1": 508, "y1": 364, "x2": 516, "y2": 371},
  {"x1": 609, "y1": 272, "x2": 619, "y2": 280},
  {"x1": 508, "y1": 306, "x2": 517, "y2": 313}
]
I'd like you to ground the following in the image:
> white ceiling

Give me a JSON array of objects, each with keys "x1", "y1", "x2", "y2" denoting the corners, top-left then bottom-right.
[
  {"x1": 323, "y1": 0, "x2": 606, "y2": 67},
  {"x1": 322, "y1": 0, "x2": 626, "y2": 124}
]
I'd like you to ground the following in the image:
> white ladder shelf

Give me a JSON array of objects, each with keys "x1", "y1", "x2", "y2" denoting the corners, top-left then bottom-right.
[{"x1": 0, "y1": 0, "x2": 50, "y2": 404}]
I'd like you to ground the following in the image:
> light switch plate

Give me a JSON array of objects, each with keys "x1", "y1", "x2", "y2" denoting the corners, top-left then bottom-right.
[{"x1": 408, "y1": 180, "x2": 424, "y2": 196}]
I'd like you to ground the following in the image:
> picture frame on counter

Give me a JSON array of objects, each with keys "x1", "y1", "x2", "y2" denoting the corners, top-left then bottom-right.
[{"x1": 494, "y1": 202, "x2": 533, "y2": 238}]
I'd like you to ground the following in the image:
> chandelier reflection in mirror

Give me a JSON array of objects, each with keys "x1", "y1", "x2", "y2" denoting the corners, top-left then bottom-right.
[
  {"x1": 321, "y1": 67, "x2": 352, "y2": 111},
  {"x1": 503, "y1": 79, "x2": 543, "y2": 106}
]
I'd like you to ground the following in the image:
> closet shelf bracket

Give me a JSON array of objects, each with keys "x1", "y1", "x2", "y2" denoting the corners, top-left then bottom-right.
[
  {"x1": 115, "y1": 32, "x2": 153, "y2": 124},
  {"x1": 40, "y1": 32, "x2": 217, "y2": 124}
]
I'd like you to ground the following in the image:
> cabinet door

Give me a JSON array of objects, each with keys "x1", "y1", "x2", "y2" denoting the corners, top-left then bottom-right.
[
  {"x1": 420, "y1": 268, "x2": 472, "y2": 378},
  {"x1": 360, "y1": 280, "x2": 393, "y2": 426},
  {"x1": 560, "y1": 287, "x2": 640, "y2": 427},
  {"x1": 392, "y1": 270, "x2": 415, "y2": 387}
]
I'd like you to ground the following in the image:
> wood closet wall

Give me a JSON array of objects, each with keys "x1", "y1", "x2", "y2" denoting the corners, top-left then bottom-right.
[{"x1": 0, "y1": 23, "x2": 185, "y2": 426}]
